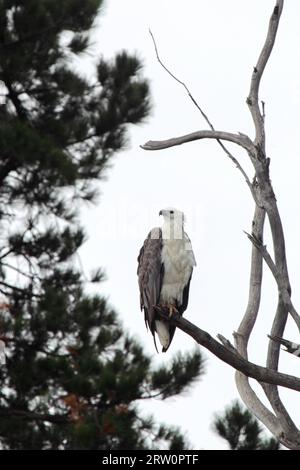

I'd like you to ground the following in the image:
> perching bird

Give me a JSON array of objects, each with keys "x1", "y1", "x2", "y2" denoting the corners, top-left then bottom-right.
[
  {"x1": 137, "y1": 208, "x2": 196, "y2": 352},
  {"x1": 268, "y1": 335, "x2": 300, "y2": 357}
]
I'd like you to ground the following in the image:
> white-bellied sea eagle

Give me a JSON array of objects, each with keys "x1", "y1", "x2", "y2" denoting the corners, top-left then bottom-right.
[{"x1": 137, "y1": 208, "x2": 196, "y2": 352}]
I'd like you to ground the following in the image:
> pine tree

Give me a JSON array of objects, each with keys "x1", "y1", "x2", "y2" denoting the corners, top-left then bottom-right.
[
  {"x1": 0, "y1": 0, "x2": 204, "y2": 449},
  {"x1": 213, "y1": 401, "x2": 280, "y2": 450}
]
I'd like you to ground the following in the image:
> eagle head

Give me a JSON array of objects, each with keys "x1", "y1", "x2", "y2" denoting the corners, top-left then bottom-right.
[{"x1": 159, "y1": 207, "x2": 185, "y2": 225}]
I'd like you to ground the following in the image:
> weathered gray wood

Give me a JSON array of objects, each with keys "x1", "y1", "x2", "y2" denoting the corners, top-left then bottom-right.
[{"x1": 142, "y1": 0, "x2": 300, "y2": 449}]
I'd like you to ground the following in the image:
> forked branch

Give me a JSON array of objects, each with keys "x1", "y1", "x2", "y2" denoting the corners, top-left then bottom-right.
[
  {"x1": 147, "y1": 29, "x2": 258, "y2": 200},
  {"x1": 143, "y1": 0, "x2": 300, "y2": 449},
  {"x1": 156, "y1": 310, "x2": 300, "y2": 392},
  {"x1": 245, "y1": 231, "x2": 300, "y2": 333}
]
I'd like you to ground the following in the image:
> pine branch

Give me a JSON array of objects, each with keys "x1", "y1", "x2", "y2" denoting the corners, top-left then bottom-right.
[{"x1": 0, "y1": 408, "x2": 68, "y2": 424}]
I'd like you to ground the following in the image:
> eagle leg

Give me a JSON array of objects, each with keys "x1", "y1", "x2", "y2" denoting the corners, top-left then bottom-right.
[{"x1": 154, "y1": 304, "x2": 178, "y2": 317}]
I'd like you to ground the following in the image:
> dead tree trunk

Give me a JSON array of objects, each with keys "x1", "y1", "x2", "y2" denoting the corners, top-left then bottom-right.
[{"x1": 142, "y1": 0, "x2": 300, "y2": 450}]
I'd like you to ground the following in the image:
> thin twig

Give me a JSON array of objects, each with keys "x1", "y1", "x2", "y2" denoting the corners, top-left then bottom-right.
[
  {"x1": 149, "y1": 29, "x2": 256, "y2": 197},
  {"x1": 149, "y1": 29, "x2": 216, "y2": 125}
]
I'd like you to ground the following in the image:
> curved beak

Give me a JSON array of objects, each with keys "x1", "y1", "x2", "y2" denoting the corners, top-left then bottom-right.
[{"x1": 159, "y1": 209, "x2": 163, "y2": 216}]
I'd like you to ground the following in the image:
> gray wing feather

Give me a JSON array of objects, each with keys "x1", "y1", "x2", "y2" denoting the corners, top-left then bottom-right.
[{"x1": 137, "y1": 228, "x2": 163, "y2": 346}]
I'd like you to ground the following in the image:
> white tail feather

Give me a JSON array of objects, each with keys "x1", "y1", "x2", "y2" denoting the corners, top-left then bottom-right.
[{"x1": 155, "y1": 320, "x2": 170, "y2": 349}]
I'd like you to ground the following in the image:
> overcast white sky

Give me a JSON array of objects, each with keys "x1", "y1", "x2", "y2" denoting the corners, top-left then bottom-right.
[{"x1": 78, "y1": 0, "x2": 300, "y2": 449}]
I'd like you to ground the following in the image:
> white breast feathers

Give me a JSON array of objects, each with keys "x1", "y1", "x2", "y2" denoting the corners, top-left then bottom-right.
[{"x1": 159, "y1": 233, "x2": 196, "y2": 305}]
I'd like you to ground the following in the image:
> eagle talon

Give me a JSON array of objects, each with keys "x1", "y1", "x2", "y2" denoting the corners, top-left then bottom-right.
[
  {"x1": 168, "y1": 305, "x2": 178, "y2": 317},
  {"x1": 154, "y1": 305, "x2": 163, "y2": 312}
]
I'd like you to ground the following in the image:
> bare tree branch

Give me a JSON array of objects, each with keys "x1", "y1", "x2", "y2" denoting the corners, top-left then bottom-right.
[
  {"x1": 234, "y1": 208, "x2": 280, "y2": 437},
  {"x1": 148, "y1": 29, "x2": 255, "y2": 193},
  {"x1": 245, "y1": 232, "x2": 300, "y2": 333},
  {"x1": 247, "y1": 1, "x2": 284, "y2": 145},
  {"x1": 157, "y1": 310, "x2": 300, "y2": 392},
  {"x1": 141, "y1": 130, "x2": 254, "y2": 153},
  {"x1": 147, "y1": 29, "x2": 262, "y2": 201},
  {"x1": 149, "y1": 29, "x2": 207, "y2": 119},
  {"x1": 159, "y1": 308, "x2": 300, "y2": 448},
  {"x1": 268, "y1": 335, "x2": 300, "y2": 356}
]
